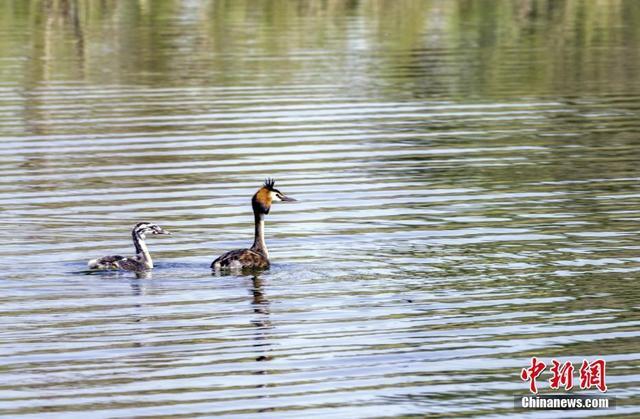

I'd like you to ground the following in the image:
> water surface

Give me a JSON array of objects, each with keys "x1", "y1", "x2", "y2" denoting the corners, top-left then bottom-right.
[{"x1": 1, "y1": 1, "x2": 640, "y2": 417}]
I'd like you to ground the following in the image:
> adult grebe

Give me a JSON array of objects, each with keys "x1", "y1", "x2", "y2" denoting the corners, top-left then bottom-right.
[
  {"x1": 211, "y1": 179, "x2": 296, "y2": 271},
  {"x1": 88, "y1": 222, "x2": 171, "y2": 272}
]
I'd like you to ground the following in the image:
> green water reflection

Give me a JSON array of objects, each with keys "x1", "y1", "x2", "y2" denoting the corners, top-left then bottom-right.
[{"x1": 1, "y1": 0, "x2": 639, "y2": 97}]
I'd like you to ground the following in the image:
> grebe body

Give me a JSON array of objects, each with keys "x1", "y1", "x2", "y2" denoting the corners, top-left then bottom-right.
[
  {"x1": 212, "y1": 179, "x2": 296, "y2": 271},
  {"x1": 88, "y1": 222, "x2": 170, "y2": 272}
]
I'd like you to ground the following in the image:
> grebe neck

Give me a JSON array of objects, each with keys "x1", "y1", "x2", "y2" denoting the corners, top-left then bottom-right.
[
  {"x1": 250, "y1": 211, "x2": 269, "y2": 259},
  {"x1": 132, "y1": 230, "x2": 153, "y2": 269}
]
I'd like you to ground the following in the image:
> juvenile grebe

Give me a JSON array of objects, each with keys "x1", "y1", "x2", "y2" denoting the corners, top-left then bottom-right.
[
  {"x1": 211, "y1": 179, "x2": 296, "y2": 271},
  {"x1": 88, "y1": 222, "x2": 171, "y2": 272}
]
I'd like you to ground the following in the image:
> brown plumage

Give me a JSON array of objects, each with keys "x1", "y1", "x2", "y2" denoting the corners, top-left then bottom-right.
[
  {"x1": 212, "y1": 179, "x2": 297, "y2": 271},
  {"x1": 211, "y1": 248, "x2": 270, "y2": 270},
  {"x1": 254, "y1": 187, "x2": 272, "y2": 210}
]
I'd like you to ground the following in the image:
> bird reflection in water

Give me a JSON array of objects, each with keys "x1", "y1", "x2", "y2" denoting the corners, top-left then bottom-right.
[
  {"x1": 250, "y1": 275, "x2": 276, "y2": 412},
  {"x1": 129, "y1": 270, "x2": 152, "y2": 295},
  {"x1": 251, "y1": 275, "x2": 273, "y2": 364}
]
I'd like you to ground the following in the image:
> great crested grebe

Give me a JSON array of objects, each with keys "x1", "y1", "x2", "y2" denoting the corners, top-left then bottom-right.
[
  {"x1": 88, "y1": 222, "x2": 171, "y2": 272},
  {"x1": 211, "y1": 179, "x2": 296, "y2": 271}
]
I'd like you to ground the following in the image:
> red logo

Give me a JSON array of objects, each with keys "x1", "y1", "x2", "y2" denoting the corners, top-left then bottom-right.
[
  {"x1": 521, "y1": 358, "x2": 607, "y2": 394},
  {"x1": 521, "y1": 357, "x2": 546, "y2": 394},
  {"x1": 579, "y1": 359, "x2": 607, "y2": 392},
  {"x1": 549, "y1": 359, "x2": 574, "y2": 391}
]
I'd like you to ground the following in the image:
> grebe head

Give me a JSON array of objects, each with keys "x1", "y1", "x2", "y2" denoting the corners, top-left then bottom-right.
[
  {"x1": 252, "y1": 178, "x2": 297, "y2": 214},
  {"x1": 133, "y1": 222, "x2": 171, "y2": 238}
]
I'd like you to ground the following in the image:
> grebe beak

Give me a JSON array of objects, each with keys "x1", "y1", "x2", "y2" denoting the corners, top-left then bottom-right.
[
  {"x1": 280, "y1": 195, "x2": 297, "y2": 202},
  {"x1": 157, "y1": 228, "x2": 172, "y2": 235}
]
